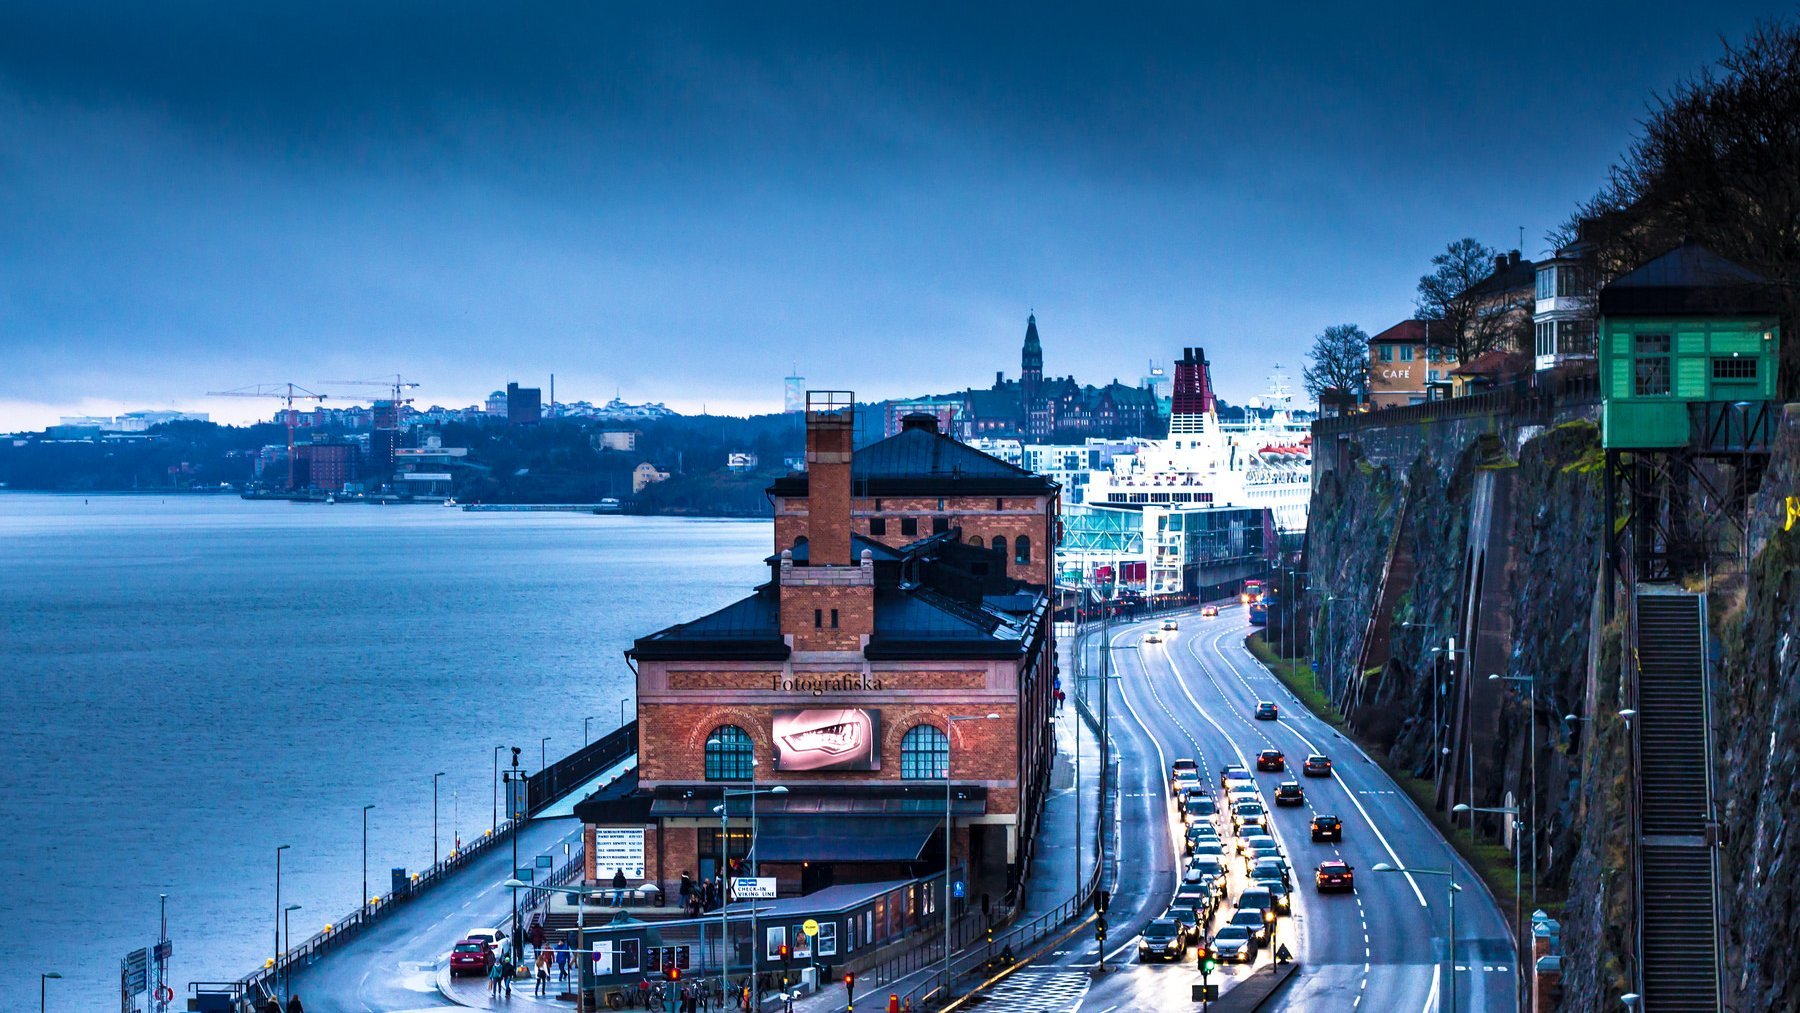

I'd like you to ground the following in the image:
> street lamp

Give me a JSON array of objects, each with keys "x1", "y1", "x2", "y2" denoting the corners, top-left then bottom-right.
[
  {"x1": 282, "y1": 904, "x2": 302, "y2": 1001},
  {"x1": 40, "y1": 971, "x2": 60, "y2": 1013},
  {"x1": 362, "y1": 804, "x2": 376, "y2": 923},
  {"x1": 1489, "y1": 672, "x2": 1539, "y2": 910},
  {"x1": 585, "y1": 716, "x2": 598, "y2": 746},
  {"x1": 1373, "y1": 863, "x2": 1462, "y2": 1013},
  {"x1": 275, "y1": 843, "x2": 291, "y2": 999},
  {"x1": 1458, "y1": 802, "x2": 1525, "y2": 1009},
  {"x1": 621, "y1": 698, "x2": 630, "y2": 730},
  {"x1": 542, "y1": 735, "x2": 552, "y2": 772},
  {"x1": 713, "y1": 775, "x2": 787, "y2": 1010},
  {"x1": 1622, "y1": 994, "x2": 1642, "y2": 1010},
  {"x1": 942, "y1": 713, "x2": 1001, "y2": 1003},
  {"x1": 433, "y1": 771, "x2": 447, "y2": 868}
]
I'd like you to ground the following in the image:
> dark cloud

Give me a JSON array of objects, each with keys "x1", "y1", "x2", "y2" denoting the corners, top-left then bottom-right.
[{"x1": 0, "y1": 1, "x2": 1791, "y2": 425}]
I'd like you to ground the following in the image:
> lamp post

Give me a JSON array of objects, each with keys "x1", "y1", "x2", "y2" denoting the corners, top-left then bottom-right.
[
  {"x1": 620, "y1": 698, "x2": 630, "y2": 730},
  {"x1": 433, "y1": 771, "x2": 447, "y2": 868},
  {"x1": 506, "y1": 747, "x2": 523, "y2": 966},
  {"x1": 713, "y1": 775, "x2": 786, "y2": 1010},
  {"x1": 1457, "y1": 802, "x2": 1524, "y2": 1011},
  {"x1": 282, "y1": 904, "x2": 302, "y2": 1002},
  {"x1": 1432, "y1": 638, "x2": 1473, "y2": 842},
  {"x1": 40, "y1": 971, "x2": 60, "y2": 1013},
  {"x1": 542, "y1": 736, "x2": 552, "y2": 773},
  {"x1": 585, "y1": 716, "x2": 598, "y2": 746},
  {"x1": 275, "y1": 843, "x2": 290, "y2": 999},
  {"x1": 1489, "y1": 673, "x2": 1539, "y2": 909},
  {"x1": 1373, "y1": 863, "x2": 1461, "y2": 1013},
  {"x1": 362, "y1": 804, "x2": 376, "y2": 923},
  {"x1": 943, "y1": 713, "x2": 1001, "y2": 1004}
]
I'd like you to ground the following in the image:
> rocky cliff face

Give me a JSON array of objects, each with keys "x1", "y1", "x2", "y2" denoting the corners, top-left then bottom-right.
[{"x1": 1711, "y1": 405, "x2": 1800, "y2": 1010}]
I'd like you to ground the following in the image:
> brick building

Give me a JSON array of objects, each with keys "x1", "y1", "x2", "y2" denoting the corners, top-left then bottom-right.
[{"x1": 577, "y1": 392, "x2": 1058, "y2": 904}]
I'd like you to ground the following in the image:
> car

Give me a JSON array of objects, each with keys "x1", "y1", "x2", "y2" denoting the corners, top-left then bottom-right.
[
  {"x1": 1166, "y1": 905, "x2": 1201, "y2": 944},
  {"x1": 1256, "y1": 748, "x2": 1286, "y2": 772},
  {"x1": 1258, "y1": 878, "x2": 1293, "y2": 915},
  {"x1": 1187, "y1": 822, "x2": 1222, "y2": 844},
  {"x1": 1138, "y1": 918, "x2": 1188, "y2": 962},
  {"x1": 1273, "y1": 780, "x2": 1305, "y2": 807},
  {"x1": 1311, "y1": 814, "x2": 1343, "y2": 842},
  {"x1": 449, "y1": 938, "x2": 494, "y2": 977},
  {"x1": 1226, "y1": 786, "x2": 1262, "y2": 811},
  {"x1": 1254, "y1": 701, "x2": 1279, "y2": 721},
  {"x1": 1210, "y1": 926, "x2": 1257, "y2": 964},
  {"x1": 1236, "y1": 831, "x2": 1276, "y2": 857},
  {"x1": 1171, "y1": 770, "x2": 1202, "y2": 797},
  {"x1": 1251, "y1": 856, "x2": 1293, "y2": 889},
  {"x1": 1243, "y1": 840, "x2": 1284, "y2": 873},
  {"x1": 1186, "y1": 855, "x2": 1229, "y2": 885},
  {"x1": 1182, "y1": 792, "x2": 1218, "y2": 823},
  {"x1": 1175, "y1": 884, "x2": 1215, "y2": 924},
  {"x1": 1316, "y1": 860, "x2": 1356, "y2": 893},
  {"x1": 1237, "y1": 887, "x2": 1278, "y2": 925},
  {"x1": 1227, "y1": 906, "x2": 1273, "y2": 946},
  {"x1": 1220, "y1": 764, "x2": 1254, "y2": 789},
  {"x1": 1201, "y1": 605, "x2": 1219, "y2": 618},
  {"x1": 1302, "y1": 754, "x2": 1333, "y2": 777},
  {"x1": 1171, "y1": 757, "x2": 1200, "y2": 779},
  {"x1": 1144, "y1": 632, "x2": 1162, "y2": 644},
  {"x1": 1232, "y1": 801, "x2": 1268, "y2": 834},
  {"x1": 465, "y1": 928, "x2": 507, "y2": 954},
  {"x1": 1162, "y1": 619, "x2": 1179, "y2": 631},
  {"x1": 1190, "y1": 841, "x2": 1227, "y2": 861}
]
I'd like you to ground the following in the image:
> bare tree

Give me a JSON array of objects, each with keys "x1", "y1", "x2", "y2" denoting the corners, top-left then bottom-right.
[
  {"x1": 1302, "y1": 323, "x2": 1371, "y2": 400},
  {"x1": 1415, "y1": 238, "x2": 1513, "y2": 363},
  {"x1": 1557, "y1": 16, "x2": 1800, "y2": 396}
]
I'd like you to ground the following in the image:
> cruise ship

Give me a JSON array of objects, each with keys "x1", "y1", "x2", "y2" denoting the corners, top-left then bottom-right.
[{"x1": 1056, "y1": 349, "x2": 1310, "y2": 600}]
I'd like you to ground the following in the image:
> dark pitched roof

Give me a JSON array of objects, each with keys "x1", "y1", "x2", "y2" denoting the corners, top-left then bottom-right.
[
  {"x1": 1466, "y1": 255, "x2": 1536, "y2": 299},
  {"x1": 1599, "y1": 241, "x2": 1779, "y2": 316},
  {"x1": 776, "y1": 533, "x2": 905, "y2": 564},
  {"x1": 1369, "y1": 319, "x2": 1455, "y2": 349},
  {"x1": 628, "y1": 588, "x2": 789, "y2": 661},
  {"x1": 769, "y1": 426, "x2": 1055, "y2": 497}
]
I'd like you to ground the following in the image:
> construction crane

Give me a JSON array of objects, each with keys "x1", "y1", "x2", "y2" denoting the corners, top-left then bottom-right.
[
  {"x1": 204, "y1": 383, "x2": 330, "y2": 491},
  {"x1": 319, "y1": 375, "x2": 422, "y2": 478},
  {"x1": 318, "y1": 374, "x2": 420, "y2": 408}
]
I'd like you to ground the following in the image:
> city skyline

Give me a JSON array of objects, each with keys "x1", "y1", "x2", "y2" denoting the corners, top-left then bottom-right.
[{"x1": 2, "y1": 1, "x2": 1790, "y2": 432}]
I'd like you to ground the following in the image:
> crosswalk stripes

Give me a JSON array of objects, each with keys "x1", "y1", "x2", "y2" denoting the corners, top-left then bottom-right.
[{"x1": 962, "y1": 969, "x2": 1091, "y2": 1011}]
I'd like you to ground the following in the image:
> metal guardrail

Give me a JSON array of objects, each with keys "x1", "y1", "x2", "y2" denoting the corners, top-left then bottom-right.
[{"x1": 529, "y1": 721, "x2": 639, "y2": 814}]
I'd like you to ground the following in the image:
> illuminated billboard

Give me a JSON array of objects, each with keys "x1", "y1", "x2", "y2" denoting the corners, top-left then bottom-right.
[{"x1": 772, "y1": 708, "x2": 880, "y2": 771}]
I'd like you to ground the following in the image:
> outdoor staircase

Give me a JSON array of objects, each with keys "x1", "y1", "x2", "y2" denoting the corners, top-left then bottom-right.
[{"x1": 1633, "y1": 591, "x2": 1720, "y2": 1012}]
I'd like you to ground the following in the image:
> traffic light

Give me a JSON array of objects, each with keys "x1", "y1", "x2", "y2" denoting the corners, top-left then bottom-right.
[
  {"x1": 844, "y1": 971, "x2": 856, "y2": 1008},
  {"x1": 777, "y1": 943, "x2": 790, "y2": 963},
  {"x1": 665, "y1": 963, "x2": 680, "y2": 982},
  {"x1": 1198, "y1": 944, "x2": 1217, "y2": 975},
  {"x1": 1094, "y1": 914, "x2": 1107, "y2": 942}
]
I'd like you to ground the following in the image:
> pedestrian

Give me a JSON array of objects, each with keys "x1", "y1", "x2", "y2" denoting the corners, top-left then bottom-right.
[
  {"x1": 612, "y1": 867, "x2": 628, "y2": 906},
  {"x1": 488, "y1": 951, "x2": 505, "y2": 998},
  {"x1": 680, "y1": 870, "x2": 694, "y2": 905},
  {"x1": 531, "y1": 919, "x2": 546, "y2": 955},
  {"x1": 286, "y1": 996, "x2": 305, "y2": 1013},
  {"x1": 502, "y1": 957, "x2": 513, "y2": 999},
  {"x1": 557, "y1": 941, "x2": 571, "y2": 983},
  {"x1": 535, "y1": 950, "x2": 550, "y2": 996}
]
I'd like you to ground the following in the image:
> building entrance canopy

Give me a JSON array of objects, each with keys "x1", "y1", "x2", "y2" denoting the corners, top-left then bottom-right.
[{"x1": 750, "y1": 815, "x2": 942, "y2": 864}]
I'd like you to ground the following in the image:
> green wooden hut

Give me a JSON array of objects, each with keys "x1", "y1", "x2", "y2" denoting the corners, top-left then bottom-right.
[{"x1": 1599, "y1": 242, "x2": 1781, "y2": 449}]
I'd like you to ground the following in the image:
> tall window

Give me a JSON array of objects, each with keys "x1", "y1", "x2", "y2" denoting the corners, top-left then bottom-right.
[
  {"x1": 705, "y1": 725, "x2": 755, "y2": 781},
  {"x1": 1633, "y1": 332, "x2": 1672, "y2": 396},
  {"x1": 1378, "y1": 344, "x2": 1394, "y2": 362},
  {"x1": 1399, "y1": 345, "x2": 1414, "y2": 362},
  {"x1": 991, "y1": 536, "x2": 1007, "y2": 566},
  {"x1": 900, "y1": 724, "x2": 949, "y2": 779},
  {"x1": 1014, "y1": 535, "x2": 1030, "y2": 566}
]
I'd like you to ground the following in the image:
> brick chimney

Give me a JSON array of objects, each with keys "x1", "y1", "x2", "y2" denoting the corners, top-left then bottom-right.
[{"x1": 804, "y1": 390, "x2": 855, "y2": 566}]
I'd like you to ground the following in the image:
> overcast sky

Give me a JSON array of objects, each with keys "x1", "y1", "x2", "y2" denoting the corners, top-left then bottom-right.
[{"x1": 0, "y1": 1, "x2": 1790, "y2": 429}]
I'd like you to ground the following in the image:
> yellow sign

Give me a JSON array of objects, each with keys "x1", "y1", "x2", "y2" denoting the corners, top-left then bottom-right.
[
  {"x1": 1786, "y1": 495, "x2": 1800, "y2": 531},
  {"x1": 802, "y1": 918, "x2": 819, "y2": 937}
]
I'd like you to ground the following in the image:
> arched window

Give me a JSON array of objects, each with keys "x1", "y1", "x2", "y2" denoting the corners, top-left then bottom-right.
[
  {"x1": 1014, "y1": 535, "x2": 1031, "y2": 566},
  {"x1": 968, "y1": 535, "x2": 983, "y2": 548},
  {"x1": 705, "y1": 725, "x2": 755, "y2": 781},
  {"x1": 991, "y1": 536, "x2": 1007, "y2": 566},
  {"x1": 901, "y1": 724, "x2": 950, "y2": 780}
]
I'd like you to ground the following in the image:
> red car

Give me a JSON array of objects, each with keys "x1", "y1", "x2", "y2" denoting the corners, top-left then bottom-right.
[
  {"x1": 449, "y1": 938, "x2": 494, "y2": 977},
  {"x1": 1256, "y1": 749, "x2": 1285, "y2": 772},
  {"x1": 1315, "y1": 860, "x2": 1355, "y2": 893},
  {"x1": 1302, "y1": 754, "x2": 1333, "y2": 777}
]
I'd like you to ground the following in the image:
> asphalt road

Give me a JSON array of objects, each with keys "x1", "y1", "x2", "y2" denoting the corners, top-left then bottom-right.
[
  {"x1": 283, "y1": 817, "x2": 583, "y2": 1012},
  {"x1": 986, "y1": 601, "x2": 1516, "y2": 1012}
]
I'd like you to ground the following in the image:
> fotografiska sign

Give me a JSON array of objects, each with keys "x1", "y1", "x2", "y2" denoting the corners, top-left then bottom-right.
[{"x1": 771, "y1": 672, "x2": 886, "y2": 695}]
